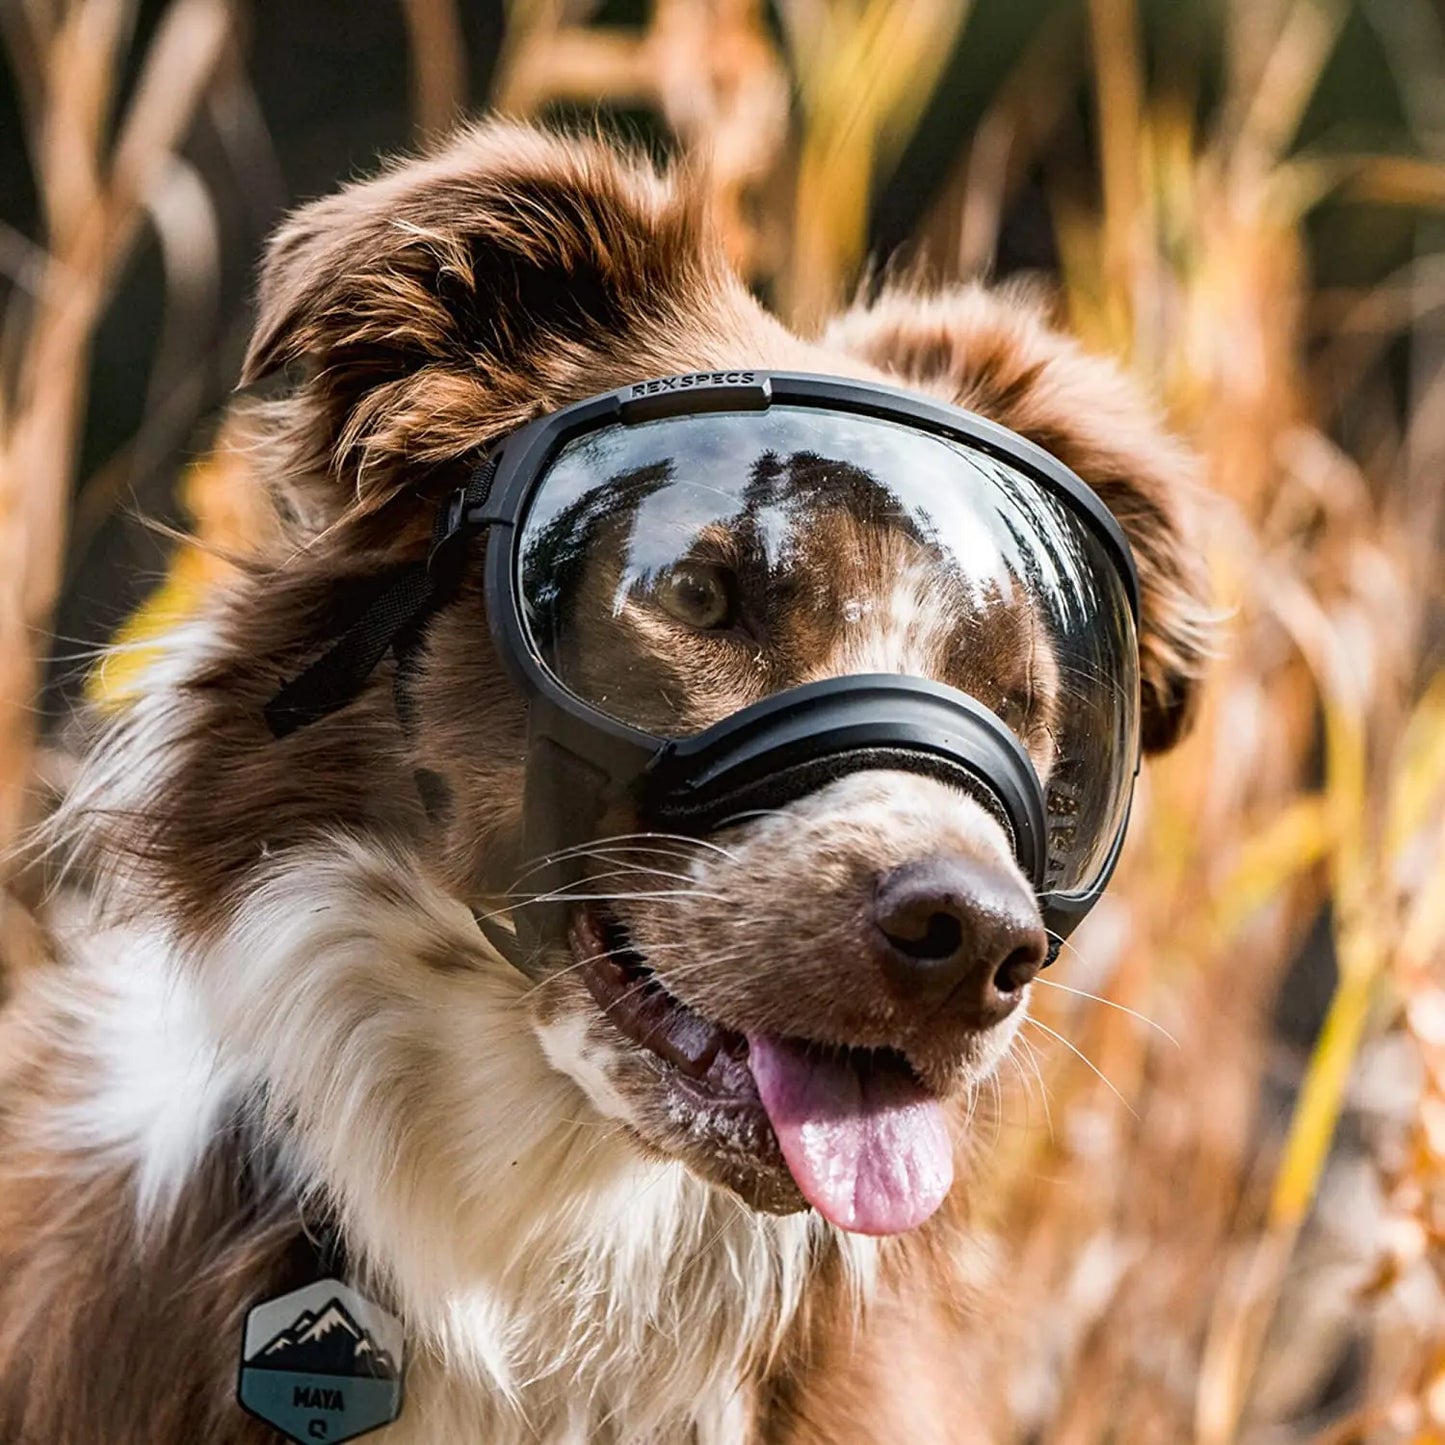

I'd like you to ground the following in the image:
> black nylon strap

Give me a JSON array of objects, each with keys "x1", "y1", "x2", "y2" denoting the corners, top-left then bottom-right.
[
  {"x1": 263, "y1": 453, "x2": 499, "y2": 739},
  {"x1": 264, "y1": 564, "x2": 434, "y2": 737}
]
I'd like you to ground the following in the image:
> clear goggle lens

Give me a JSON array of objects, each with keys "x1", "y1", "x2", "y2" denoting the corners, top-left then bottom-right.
[{"x1": 517, "y1": 407, "x2": 1139, "y2": 896}]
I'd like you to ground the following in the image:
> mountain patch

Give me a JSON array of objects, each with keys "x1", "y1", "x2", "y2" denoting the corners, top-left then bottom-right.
[{"x1": 247, "y1": 1299, "x2": 399, "y2": 1380}]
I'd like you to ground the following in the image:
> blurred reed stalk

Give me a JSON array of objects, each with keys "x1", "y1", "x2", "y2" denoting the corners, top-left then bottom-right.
[
  {"x1": 494, "y1": 0, "x2": 970, "y2": 327},
  {"x1": 400, "y1": 0, "x2": 468, "y2": 137},
  {"x1": 495, "y1": 0, "x2": 791, "y2": 278},
  {"x1": 772, "y1": 0, "x2": 971, "y2": 327},
  {"x1": 0, "y1": 0, "x2": 233, "y2": 889}
]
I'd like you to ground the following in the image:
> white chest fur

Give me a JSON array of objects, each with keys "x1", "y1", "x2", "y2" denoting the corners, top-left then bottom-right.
[{"x1": 47, "y1": 841, "x2": 874, "y2": 1443}]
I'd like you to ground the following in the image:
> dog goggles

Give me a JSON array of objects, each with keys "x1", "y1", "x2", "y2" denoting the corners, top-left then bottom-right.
[{"x1": 267, "y1": 372, "x2": 1140, "y2": 948}]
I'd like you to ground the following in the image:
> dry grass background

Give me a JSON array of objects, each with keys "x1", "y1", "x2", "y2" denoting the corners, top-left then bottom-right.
[{"x1": 2, "y1": 0, "x2": 1443, "y2": 1439}]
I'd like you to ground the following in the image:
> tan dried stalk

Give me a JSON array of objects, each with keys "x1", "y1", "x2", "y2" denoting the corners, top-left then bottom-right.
[
  {"x1": 0, "y1": 0, "x2": 233, "y2": 874},
  {"x1": 776, "y1": 0, "x2": 971, "y2": 328},
  {"x1": 496, "y1": 0, "x2": 790, "y2": 277},
  {"x1": 400, "y1": 0, "x2": 468, "y2": 137},
  {"x1": 494, "y1": 0, "x2": 973, "y2": 324}
]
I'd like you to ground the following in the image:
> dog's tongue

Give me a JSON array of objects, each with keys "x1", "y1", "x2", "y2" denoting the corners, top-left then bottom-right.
[{"x1": 746, "y1": 1033, "x2": 952, "y2": 1235}]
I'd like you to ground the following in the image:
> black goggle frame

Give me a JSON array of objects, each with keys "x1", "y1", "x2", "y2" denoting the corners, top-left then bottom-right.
[{"x1": 266, "y1": 371, "x2": 1141, "y2": 962}]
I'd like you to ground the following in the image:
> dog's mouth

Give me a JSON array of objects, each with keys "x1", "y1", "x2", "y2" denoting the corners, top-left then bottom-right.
[{"x1": 570, "y1": 903, "x2": 953, "y2": 1235}]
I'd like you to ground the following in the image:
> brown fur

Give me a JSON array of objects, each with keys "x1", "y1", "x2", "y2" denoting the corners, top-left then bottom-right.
[
  {"x1": 0, "y1": 992, "x2": 301, "y2": 1444},
  {"x1": 1, "y1": 120, "x2": 1210, "y2": 1442},
  {"x1": 763, "y1": 1192, "x2": 997, "y2": 1443}
]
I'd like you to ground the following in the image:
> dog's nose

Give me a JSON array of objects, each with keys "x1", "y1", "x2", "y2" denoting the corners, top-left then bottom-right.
[{"x1": 871, "y1": 854, "x2": 1048, "y2": 1027}]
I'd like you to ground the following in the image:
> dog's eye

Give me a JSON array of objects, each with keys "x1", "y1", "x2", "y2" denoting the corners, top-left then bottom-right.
[{"x1": 655, "y1": 563, "x2": 737, "y2": 632}]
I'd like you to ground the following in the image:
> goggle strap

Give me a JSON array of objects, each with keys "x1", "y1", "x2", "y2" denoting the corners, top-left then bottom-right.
[
  {"x1": 263, "y1": 452, "x2": 498, "y2": 738},
  {"x1": 263, "y1": 561, "x2": 435, "y2": 737}
]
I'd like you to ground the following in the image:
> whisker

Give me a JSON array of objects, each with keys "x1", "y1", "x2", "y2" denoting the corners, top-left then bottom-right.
[
  {"x1": 1023, "y1": 1016, "x2": 1139, "y2": 1121},
  {"x1": 497, "y1": 864, "x2": 725, "y2": 904},
  {"x1": 473, "y1": 885, "x2": 729, "y2": 928},
  {"x1": 574, "y1": 951, "x2": 740, "y2": 1030},
  {"x1": 985, "y1": 1071, "x2": 1004, "y2": 1149},
  {"x1": 512, "y1": 831, "x2": 738, "y2": 878},
  {"x1": 515, "y1": 940, "x2": 637, "y2": 1001},
  {"x1": 967, "y1": 1078, "x2": 988, "y2": 1136},
  {"x1": 1014, "y1": 1033, "x2": 1054, "y2": 1142},
  {"x1": 1031, "y1": 976, "x2": 1179, "y2": 1049},
  {"x1": 502, "y1": 864, "x2": 708, "y2": 895},
  {"x1": 1005, "y1": 1054, "x2": 1034, "y2": 1131},
  {"x1": 510, "y1": 845, "x2": 700, "y2": 879},
  {"x1": 716, "y1": 807, "x2": 811, "y2": 827},
  {"x1": 513, "y1": 935, "x2": 740, "y2": 1003},
  {"x1": 1043, "y1": 930, "x2": 1093, "y2": 968},
  {"x1": 518, "y1": 889, "x2": 730, "y2": 906}
]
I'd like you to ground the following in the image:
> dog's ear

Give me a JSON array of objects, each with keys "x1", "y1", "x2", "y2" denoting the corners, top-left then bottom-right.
[
  {"x1": 241, "y1": 122, "x2": 728, "y2": 511},
  {"x1": 823, "y1": 283, "x2": 1213, "y2": 753}
]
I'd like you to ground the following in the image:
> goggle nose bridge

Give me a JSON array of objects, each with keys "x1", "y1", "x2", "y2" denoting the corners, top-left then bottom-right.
[
  {"x1": 637, "y1": 674, "x2": 1048, "y2": 883},
  {"x1": 510, "y1": 674, "x2": 1057, "y2": 959}
]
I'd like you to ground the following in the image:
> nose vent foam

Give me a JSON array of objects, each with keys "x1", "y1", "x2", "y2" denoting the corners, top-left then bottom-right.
[{"x1": 641, "y1": 675, "x2": 1044, "y2": 884}]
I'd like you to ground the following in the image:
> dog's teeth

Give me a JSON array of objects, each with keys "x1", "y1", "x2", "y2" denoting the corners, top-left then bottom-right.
[{"x1": 665, "y1": 1009, "x2": 722, "y2": 1073}]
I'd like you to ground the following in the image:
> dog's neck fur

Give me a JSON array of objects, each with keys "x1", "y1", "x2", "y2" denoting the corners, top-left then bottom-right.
[{"x1": 2, "y1": 627, "x2": 874, "y2": 1445}]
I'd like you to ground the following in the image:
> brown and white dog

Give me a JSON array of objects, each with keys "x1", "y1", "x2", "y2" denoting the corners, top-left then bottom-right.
[{"x1": 0, "y1": 122, "x2": 1209, "y2": 1444}]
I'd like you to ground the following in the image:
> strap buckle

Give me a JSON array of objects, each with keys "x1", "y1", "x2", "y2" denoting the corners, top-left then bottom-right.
[
  {"x1": 428, "y1": 450, "x2": 499, "y2": 581},
  {"x1": 427, "y1": 483, "x2": 471, "y2": 585},
  {"x1": 437, "y1": 483, "x2": 470, "y2": 546}
]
